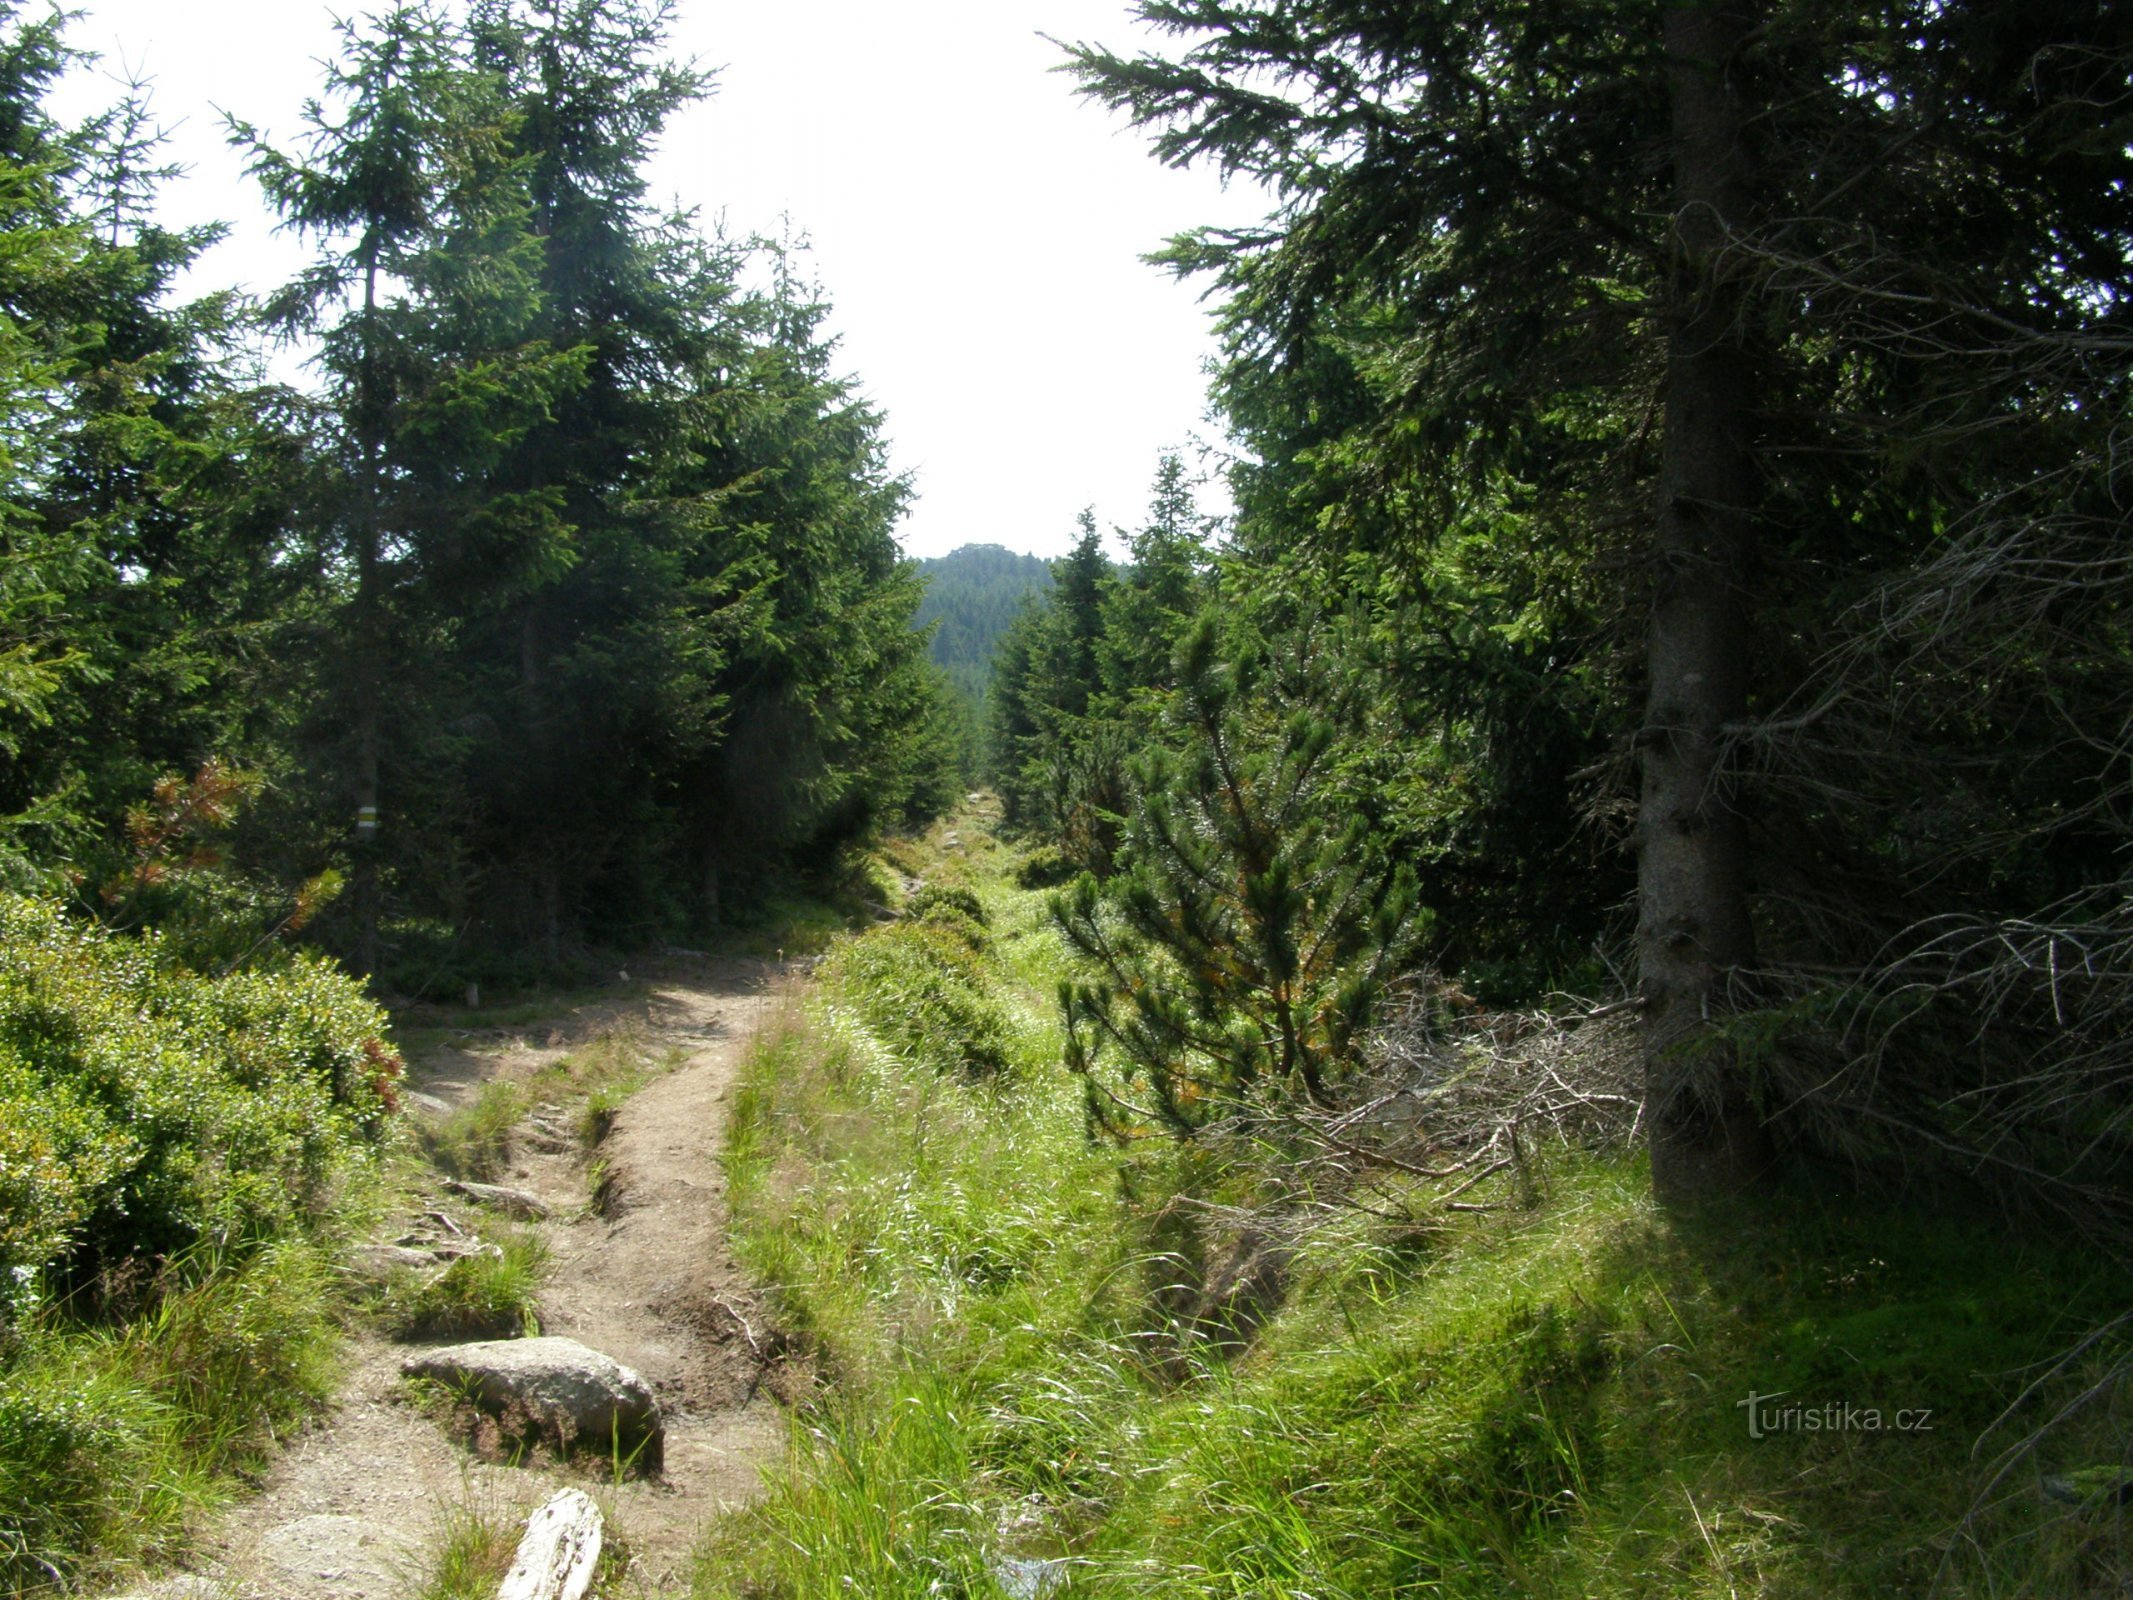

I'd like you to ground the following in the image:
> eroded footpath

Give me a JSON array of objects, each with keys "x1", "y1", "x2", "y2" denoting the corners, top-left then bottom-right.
[{"x1": 115, "y1": 955, "x2": 794, "y2": 1600}]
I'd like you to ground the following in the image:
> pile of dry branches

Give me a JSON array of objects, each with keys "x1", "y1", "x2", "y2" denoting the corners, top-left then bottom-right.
[{"x1": 1194, "y1": 981, "x2": 1645, "y2": 1222}]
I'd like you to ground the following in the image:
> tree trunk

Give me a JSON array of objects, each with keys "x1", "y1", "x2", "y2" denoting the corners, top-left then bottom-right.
[
  {"x1": 351, "y1": 255, "x2": 384, "y2": 980},
  {"x1": 1640, "y1": 0, "x2": 1772, "y2": 1198},
  {"x1": 517, "y1": 596, "x2": 565, "y2": 965}
]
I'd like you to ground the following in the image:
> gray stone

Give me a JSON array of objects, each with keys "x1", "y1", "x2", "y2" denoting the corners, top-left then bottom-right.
[
  {"x1": 429, "y1": 1238, "x2": 503, "y2": 1262},
  {"x1": 403, "y1": 1336, "x2": 662, "y2": 1471},
  {"x1": 442, "y1": 1178, "x2": 551, "y2": 1219},
  {"x1": 351, "y1": 1243, "x2": 440, "y2": 1274},
  {"x1": 991, "y1": 1555, "x2": 1068, "y2": 1599}
]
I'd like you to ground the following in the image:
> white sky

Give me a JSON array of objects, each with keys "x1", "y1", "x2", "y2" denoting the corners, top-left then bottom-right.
[{"x1": 50, "y1": 0, "x2": 1267, "y2": 560}]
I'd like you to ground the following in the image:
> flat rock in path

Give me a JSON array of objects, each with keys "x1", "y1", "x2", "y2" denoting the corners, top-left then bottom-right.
[
  {"x1": 442, "y1": 1177, "x2": 551, "y2": 1218},
  {"x1": 351, "y1": 1242, "x2": 441, "y2": 1274},
  {"x1": 403, "y1": 1336, "x2": 662, "y2": 1472}
]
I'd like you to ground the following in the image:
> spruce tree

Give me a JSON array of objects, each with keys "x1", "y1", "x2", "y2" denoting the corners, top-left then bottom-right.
[
  {"x1": 446, "y1": 0, "x2": 728, "y2": 954},
  {"x1": 0, "y1": 3, "x2": 290, "y2": 891},
  {"x1": 986, "y1": 510, "x2": 1117, "y2": 845},
  {"x1": 1099, "y1": 452, "x2": 1206, "y2": 711},
  {"x1": 1056, "y1": 617, "x2": 1423, "y2": 1135},
  {"x1": 232, "y1": 3, "x2": 454, "y2": 973},
  {"x1": 0, "y1": 2, "x2": 100, "y2": 807},
  {"x1": 1067, "y1": 0, "x2": 2133, "y2": 1194}
]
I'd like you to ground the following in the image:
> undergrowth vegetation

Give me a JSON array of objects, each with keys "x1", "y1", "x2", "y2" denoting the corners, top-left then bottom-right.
[
  {"x1": 0, "y1": 895, "x2": 398, "y2": 1592},
  {"x1": 698, "y1": 810, "x2": 2133, "y2": 1599},
  {"x1": 378, "y1": 1228, "x2": 550, "y2": 1342}
]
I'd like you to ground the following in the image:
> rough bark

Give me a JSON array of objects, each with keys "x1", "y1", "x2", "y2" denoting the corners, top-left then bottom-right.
[
  {"x1": 351, "y1": 254, "x2": 384, "y2": 979},
  {"x1": 496, "y1": 1488, "x2": 603, "y2": 1600},
  {"x1": 1640, "y1": 0, "x2": 1773, "y2": 1197}
]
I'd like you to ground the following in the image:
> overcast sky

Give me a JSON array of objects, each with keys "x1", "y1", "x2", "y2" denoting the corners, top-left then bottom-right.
[{"x1": 50, "y1": 0, "x2": 1267, "y2": 560}]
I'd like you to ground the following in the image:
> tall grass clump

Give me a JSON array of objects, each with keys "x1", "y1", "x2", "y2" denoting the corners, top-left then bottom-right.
[
  {"x1": 0, "y1": 1239, "x2": 345, "y2": 1591},
  {"x1": 381, "y1": 1229, "x2": 549, "y2": 1341},
  {"x1": 821, "y1": 918, "x2": 1013, "y2": 1079},
  {"x1": 410, "y1": 1500, "x2": 521, "y2": 1600},
  {"x1": 694, "y1": 1375, "x2": 1003, "y2": 1599},
  {"x1": 699, "y1": 857, "x2": 1133, "y2": 1594},
  {"x1": 423, "y1": 1079, "x2": 525, "y2": 1180},
  {"x1": 0, "y1": 895, "x2": 396, "y2": 1592},
  {"x1": 408, "y1": 1489, "x2": 632, "y2": 1600}
]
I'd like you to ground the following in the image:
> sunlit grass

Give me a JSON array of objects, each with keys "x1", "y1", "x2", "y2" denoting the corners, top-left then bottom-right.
[
  {"x1": 696, "y1": 806, "x2": 2133, "y2": 1599},
  {"x1": 0, "y1": 1242, "x2": 342, "y2": 1595},
  {"x1": 377, "y1": 1228, "x2": 550, "y2": 1341},
  {"x1": 418, "y1": 1027, "x2": 668, "y2": 1181}
]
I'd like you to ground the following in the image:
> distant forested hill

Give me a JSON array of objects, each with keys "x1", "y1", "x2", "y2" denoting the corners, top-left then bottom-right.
[{"x1": 915, "y1": 544, "x2": 1053, "y2": 703}]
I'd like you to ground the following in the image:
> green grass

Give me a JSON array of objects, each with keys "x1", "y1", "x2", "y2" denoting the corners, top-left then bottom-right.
[
  {"x1": 417, "y1": 1028, "x2": 669, "y2": 1181},
  {"x1": 410, "y1": 1500, "x2": 521, "y2": 1600},
  {"x1": 693, "y1": 806, "x2": 2133, "y2": 1600},
  {"x1": 409, "y1": 1490, "x2": 635, "y2": 1600},
  {"x1": 0, "y1": 893, "x2": 403, "y2": 1596},
  {"x1": 0, "y1": 1241, "x2": 341, "y2": 1594},
  {"x1": 378, "y1": 1228, "x2": 549, "y2": 1341},
  {"x1": 692, "y1": 1372, "x2": 1002, "y2": 1597},
  {"x1": 424, "y1": 1079, "x2": 527, "y2": 1180}
]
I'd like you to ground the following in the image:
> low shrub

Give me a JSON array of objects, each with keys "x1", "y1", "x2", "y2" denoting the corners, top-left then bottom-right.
[
  {"x1": 0, "y1": 1241, "x2": 339, "y2": 1593},
  {"x1": 0, "y1": 894, "x2": 395, "y2": 1593},
  {"x1": 702, "y1": 813, "x2": 2133, "y2": 1600},
  {"x1": 907, "y1": 884, "x2": 988, "y2": 928},
  {"x1": 0, "y1": 894, "x2": 398, "y2": 1304},
  {"x1": 820, "y1": 921, "x2": 1012, "y2": 1078}
]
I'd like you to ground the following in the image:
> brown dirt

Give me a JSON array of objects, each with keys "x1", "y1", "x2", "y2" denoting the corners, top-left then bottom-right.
[{"x1": 130, "y1": 956, "x2": 794, "y2": 1600}]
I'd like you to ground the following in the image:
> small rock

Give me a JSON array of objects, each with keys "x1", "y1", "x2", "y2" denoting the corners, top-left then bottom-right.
[
  {"x1": 442, "y1": 1178, "x2": 550, "y2": 1219},
  {"x1": 403, "y1": 1336, "x2": 662, "y2": 1471},
  {"x1": 430, "y1": 1239, "x2": 503, "y2": 1262},
  {"x1": 351, "y1": 1243, "x2": 441, "y2": 1274},
  {"x1": 496, "y1": 1488, "x2": 603, "y2": 1600}
]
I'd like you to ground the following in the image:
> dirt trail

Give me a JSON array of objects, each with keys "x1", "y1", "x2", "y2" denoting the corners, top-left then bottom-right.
[{"x1": 140, "y1": 956, "x2": 791, "y2": 1600}]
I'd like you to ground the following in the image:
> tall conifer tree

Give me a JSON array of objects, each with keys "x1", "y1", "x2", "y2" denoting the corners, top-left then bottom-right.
[{"x1": 1068, "y1": 0, "x2": 2133, "y2": 1194}]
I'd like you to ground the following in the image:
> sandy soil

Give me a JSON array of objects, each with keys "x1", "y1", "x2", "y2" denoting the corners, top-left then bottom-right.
[{"x1": 113, "y1": 956, "x2": 794, "y2": 1600}]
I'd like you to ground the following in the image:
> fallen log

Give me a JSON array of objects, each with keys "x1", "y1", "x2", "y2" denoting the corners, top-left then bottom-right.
[{"x1": 496, "y1": 1488, "x2": 603, "y2": 1600}]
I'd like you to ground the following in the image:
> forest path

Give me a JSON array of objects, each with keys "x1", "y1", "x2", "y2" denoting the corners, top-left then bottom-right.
[{"x1": 151, "y1": 957, "x2": 791, "y2": 1600}]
